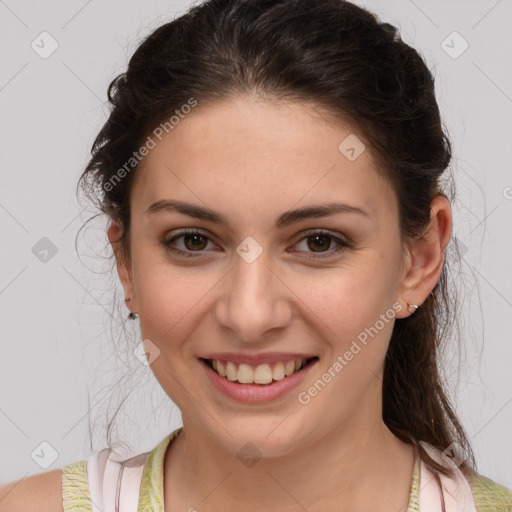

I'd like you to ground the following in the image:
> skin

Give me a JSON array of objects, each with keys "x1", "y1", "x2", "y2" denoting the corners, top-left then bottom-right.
[{"x1": 108, "y1": 95, "x2": 452, "y2": 511}]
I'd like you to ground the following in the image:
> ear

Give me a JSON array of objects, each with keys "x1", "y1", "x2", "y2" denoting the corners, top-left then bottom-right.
[
  {"x1": 107, "y1": 221, "x2": 138, "y2": 313},
  {"x1": 395, "y1": 195, "x2": 452, "y2": 319}
]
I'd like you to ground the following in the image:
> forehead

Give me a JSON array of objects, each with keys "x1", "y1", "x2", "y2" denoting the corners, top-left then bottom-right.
[{"x1": 131, "y1": 96, "x2": 396, "y2": 221}]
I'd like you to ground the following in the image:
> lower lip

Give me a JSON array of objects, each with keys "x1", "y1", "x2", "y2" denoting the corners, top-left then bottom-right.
[{"x1": 200, "y1": 358, "x2": 318, "y2": 403}]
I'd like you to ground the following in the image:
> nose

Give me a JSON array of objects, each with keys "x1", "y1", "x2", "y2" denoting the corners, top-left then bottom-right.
[{"x1": 213, "y1": 244, "x2": 293, "y2": 344}]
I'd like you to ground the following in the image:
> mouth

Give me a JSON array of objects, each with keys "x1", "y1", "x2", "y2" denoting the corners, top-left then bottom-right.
[{"x1": 199, "y1": 356, "x2": 319, "y2": 386}]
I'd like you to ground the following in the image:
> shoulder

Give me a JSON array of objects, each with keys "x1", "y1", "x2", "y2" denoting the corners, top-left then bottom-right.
[
  {"x1": 0, "y1": 457, "x2": 93, "y2": 512},
  {"x1": 465, "y1": 471, "x2": 512, "y2": 512},
  {"x1": 0, "y1": 469, "x2": 64, "y2": 512},
  {"x1": 0, "y1": 430, "x2": 182, "y2": 512}
]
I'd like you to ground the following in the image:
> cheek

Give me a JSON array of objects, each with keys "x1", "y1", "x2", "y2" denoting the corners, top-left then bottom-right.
[
  {"x1": 298, "y1": 261, "x2": 393, "y2": 327},
  {"x1": 292, "y1": 264, "x2": 396, "y2": 369},
  {"x1": 131, "y1": 250, "x2": 215, "y2": 343}
]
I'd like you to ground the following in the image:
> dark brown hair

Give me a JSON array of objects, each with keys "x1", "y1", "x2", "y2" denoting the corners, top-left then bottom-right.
[{"x1": 78, "y1": 0, "x2": 476, "y2": 478}]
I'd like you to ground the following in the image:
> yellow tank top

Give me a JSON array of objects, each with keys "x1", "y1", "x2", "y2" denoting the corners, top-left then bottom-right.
[{"x1": 61, "y1": 427, "x2": 512, "y2": 511}]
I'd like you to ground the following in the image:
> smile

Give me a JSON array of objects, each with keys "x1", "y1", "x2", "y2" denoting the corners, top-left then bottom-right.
[{"x1": 201, "y1": 357, "x2": 318, "y2": 386}]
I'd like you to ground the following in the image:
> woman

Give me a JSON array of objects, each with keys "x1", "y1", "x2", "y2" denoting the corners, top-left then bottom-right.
[{"x1": 1, "y1": 0, "x2": 511, "y2": 510}]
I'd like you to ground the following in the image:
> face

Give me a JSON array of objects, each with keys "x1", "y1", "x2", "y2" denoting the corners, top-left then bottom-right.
[{"x1": 111, "y1": 96, "x2": 412, "y2": 457}]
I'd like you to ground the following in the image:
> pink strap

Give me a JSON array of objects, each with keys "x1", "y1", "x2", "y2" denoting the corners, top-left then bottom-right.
[
  {"x1": 86, "y1": 448, "x2": 150, "y2": 512},
  {"x1": 419, "y1": 442, "x2": 477, "y2": 512}
]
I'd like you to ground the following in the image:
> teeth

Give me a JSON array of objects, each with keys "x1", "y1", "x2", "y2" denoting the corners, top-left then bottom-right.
[
  {"x1": 272, "y1": 362, "x2": 285, "y2": 381},
  {"x1": 226, "y1": 361, "x2": 237, "y2": 381},
  {"x1": 285, "y1": 360, "x2": 295, "y2": 376},
  {"x1": 217, "y1": 360, "x2": 226, "y2": 377},
  {"x1": 238, "y1": 364, "x2": 255, "y2": 384},
  {"x1": 254, "y1": 364, "x2": 273, "y2": 384},
  {"x1": 209, "y1": 358, "x2": 312, "y2": 384}
]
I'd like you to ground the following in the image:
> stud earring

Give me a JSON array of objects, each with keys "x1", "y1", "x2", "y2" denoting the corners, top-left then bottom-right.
[
  {"x1": 407, "y1": 303, "x2": 419, "y2": 314},
  {"x1": 125, "y1": 297, "x2": 138, "y2": 320}
]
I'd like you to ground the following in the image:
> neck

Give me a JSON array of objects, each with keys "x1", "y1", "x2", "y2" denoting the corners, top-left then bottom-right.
[{"x1": 164, "y1": 414, "x2": 415, "y2": 512}]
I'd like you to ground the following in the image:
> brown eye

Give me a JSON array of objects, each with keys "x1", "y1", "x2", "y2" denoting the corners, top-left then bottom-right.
[
  {"x1": 161, "y1": 229, "x2": 215, "y2": 257},
  {"x1": 291, "y1": 229, "x2": 350, "y2": 260},
  {"x1": 306, "y1": 234, "x2": 332, "y2": 252},
  {"x1": 183, "y1": 233, "x2": 208, "y2": 251}
]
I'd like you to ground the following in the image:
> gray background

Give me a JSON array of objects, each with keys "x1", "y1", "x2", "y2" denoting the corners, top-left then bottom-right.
[{"x1": 1, "y1": 0, "x2": 511, "y2": 489}]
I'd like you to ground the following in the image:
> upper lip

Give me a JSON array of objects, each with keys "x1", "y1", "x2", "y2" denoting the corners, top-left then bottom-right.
[{"x1": 199, "y1": 352, "x2": 318, "y2": 365}]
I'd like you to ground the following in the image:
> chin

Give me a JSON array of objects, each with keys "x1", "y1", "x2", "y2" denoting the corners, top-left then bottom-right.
[{"x1": 208, "y1": 417, "x2": 307, "y2": 461}]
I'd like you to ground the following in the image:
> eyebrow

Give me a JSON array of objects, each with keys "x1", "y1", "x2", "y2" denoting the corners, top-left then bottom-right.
[{"x1": 145, "y1": 199, "x2": 369, "y2": 228}]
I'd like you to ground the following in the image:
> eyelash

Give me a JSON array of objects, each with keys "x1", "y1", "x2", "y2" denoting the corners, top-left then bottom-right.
[{"x1": 161, "y1": 228, "x2": 351, "y2": 260}]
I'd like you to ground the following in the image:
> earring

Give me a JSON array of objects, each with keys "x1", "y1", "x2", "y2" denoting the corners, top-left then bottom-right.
[
  {"x1": 125, "y1": 297, "x2": 138, "y2": 320},
  {"x1": 407, "y1": 303, "x2": 419, "y2": 314}
]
